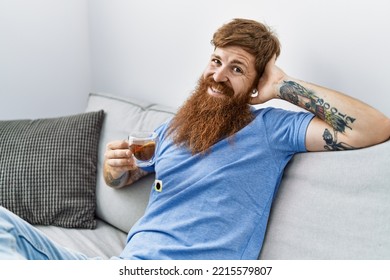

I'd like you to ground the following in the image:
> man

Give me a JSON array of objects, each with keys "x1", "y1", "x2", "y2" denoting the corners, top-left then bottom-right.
[
  {"x1": 103, "y1": 18, "x2": 389, "y2": 259},
  {"x1": 1, "y1": 18, "x2": 389, "y2": 260}
]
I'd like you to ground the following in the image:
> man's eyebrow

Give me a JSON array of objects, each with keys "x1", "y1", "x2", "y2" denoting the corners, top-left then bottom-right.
[
  {"x1": 212, "y1": 54, "x2": 248, "y2": 68},
  {"x1": 230, "y1": 59, "x2": 248, "y2": 68}
]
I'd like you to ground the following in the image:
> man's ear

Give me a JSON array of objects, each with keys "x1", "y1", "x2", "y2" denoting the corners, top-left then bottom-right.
[
  {"x1": 250, "y1": 89, "x2": 259, "y2": 98},
  {"x1": 251, "y1": 75, "x2": 261, "y2": 96}
]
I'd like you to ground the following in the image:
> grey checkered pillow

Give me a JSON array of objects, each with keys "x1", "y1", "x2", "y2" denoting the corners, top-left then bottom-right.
[{"x1": 0, "y1": 110, "x2": 104, "y2": 229}]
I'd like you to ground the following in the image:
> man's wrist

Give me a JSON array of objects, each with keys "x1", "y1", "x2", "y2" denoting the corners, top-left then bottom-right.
[
  {"x1": 105, "y1": 170, "x2": 128, "y2": 188},
  {"x1": 277, "y1": 79, "x2": 310, "y2": 107}
]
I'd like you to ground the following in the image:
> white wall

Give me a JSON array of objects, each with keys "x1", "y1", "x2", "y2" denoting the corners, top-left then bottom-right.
[
  {"x1": 0, "y1": 0, "x2": 90, "y2": 120},
  {"x1": 1, "y1": 0, "x2": 389, "y2": 120},
  {"x1": 89, "y1": 0, "x2": 390, "y2": 116}
]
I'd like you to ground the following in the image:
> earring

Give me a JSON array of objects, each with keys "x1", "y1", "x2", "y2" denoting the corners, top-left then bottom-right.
[{"x1": 250, "y1": 89, "x2": 258, "y2": 98}]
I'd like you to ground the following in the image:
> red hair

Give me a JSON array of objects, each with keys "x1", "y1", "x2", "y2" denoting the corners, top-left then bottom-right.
[{"x1": 212, "y1": 18, "x2": 281, "y2": 81}]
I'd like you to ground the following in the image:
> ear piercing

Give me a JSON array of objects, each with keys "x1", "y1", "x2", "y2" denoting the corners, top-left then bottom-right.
[{"x1": 250, "y1": 89, "x2": 259, "y2": 98}]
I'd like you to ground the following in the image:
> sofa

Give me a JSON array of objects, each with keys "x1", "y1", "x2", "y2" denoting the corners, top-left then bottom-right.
[{"x1": 1, "y1": 92, "x2": 389, "y2": 259}]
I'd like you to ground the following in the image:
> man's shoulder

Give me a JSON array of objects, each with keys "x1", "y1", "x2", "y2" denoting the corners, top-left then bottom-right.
[
  {"x1": 252, "y1": 105, "x2": 312, "y2": 118},
  {"x1": 251, "y1": 106, "x2": 314, "y2": 132},
  {"x1": 252, "y1": 106, "x2": 291, "y2": 118}
]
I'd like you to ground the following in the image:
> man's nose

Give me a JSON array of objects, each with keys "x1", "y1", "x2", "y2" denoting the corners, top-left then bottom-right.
[{"x1": 213, "y1": 67, "x2": 228, "y2": 83}]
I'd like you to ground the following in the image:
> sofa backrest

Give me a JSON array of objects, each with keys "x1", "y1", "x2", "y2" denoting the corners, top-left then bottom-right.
[
  {"x1": 86, "y1": 92, "x2": 176, "y2": 232},
  {"x1": 260, "y1": 140, "x2": 390, "y2": 259}
]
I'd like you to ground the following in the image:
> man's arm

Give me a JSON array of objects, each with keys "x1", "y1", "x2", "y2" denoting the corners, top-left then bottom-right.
[
  {"x1": 104, "y1": 140, "x2": 148, "y2": 188},
  {"x1": 277, "y1": 79, "x2": 389, "y2": 151},
  {"x1": 252, "y1": 55, "x2": 390, "y2": 151}
]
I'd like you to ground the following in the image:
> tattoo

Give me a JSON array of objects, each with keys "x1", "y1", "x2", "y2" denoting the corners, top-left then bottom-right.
[
  {"x1": 322, "y1": 128, "x2": 355, "y2": 151},
  {"x1": 106, "y1": 171, "x2": 127, "y2": 187},
  {"x1": 127, "y1": 168, "x2": 148, "y2": 185},
  {"x1": 105, "y1": 168, "x2": 148, "y2": 188},
  {"x1": 279, "y1": 81, "x2": 356, "y2": 133}
]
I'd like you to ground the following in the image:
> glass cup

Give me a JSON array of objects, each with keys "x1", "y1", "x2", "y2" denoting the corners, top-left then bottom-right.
[{"x1": 128, "y1": 131, "x2": 158, "y2": 167}]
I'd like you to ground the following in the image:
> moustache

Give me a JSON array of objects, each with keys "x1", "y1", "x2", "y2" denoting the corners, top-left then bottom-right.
[{"x1": 204, "y1": 77, "x2": 234, "y2": 98}]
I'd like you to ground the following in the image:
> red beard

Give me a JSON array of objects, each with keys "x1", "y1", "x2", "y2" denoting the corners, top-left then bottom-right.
[{"x1": 168, "y1": 76, "x2": 254, "y2": 154}]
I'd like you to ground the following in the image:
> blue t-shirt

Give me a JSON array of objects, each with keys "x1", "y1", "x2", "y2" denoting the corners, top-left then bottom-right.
[{"x1": 120, "y1": 107, "x2": 314, "y2": 259}]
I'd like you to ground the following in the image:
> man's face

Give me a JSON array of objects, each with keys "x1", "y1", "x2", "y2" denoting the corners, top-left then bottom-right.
[
  {"x1": 202, "y1": 46, "x2": 258, "y2": 100},
  {"x1": 167, "y1": 46, "x2": 257, "y2": 154}
]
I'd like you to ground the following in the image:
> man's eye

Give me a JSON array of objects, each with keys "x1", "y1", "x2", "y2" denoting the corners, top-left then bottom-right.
[
  {"x1": 233, "y1": 66, "x2": 243, "y2": 74},
  {"x1": 212, "y1": 58, "x2": 221, "y2": 65}
]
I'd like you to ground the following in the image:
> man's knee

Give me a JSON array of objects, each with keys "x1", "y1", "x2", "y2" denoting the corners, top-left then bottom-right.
[{"x1": 0, "y1": 208, "x2": 26, "y2": 260}]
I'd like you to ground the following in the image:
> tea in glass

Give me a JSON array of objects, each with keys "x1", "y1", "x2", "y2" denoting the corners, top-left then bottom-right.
[{"x1": 128, "y1": 131, "x2": 158, "y2": 167}]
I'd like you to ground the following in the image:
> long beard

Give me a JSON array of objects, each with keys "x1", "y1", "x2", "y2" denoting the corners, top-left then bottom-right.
[{"x1": 168, "y1": 76, "x2": 254, "y2": 154}]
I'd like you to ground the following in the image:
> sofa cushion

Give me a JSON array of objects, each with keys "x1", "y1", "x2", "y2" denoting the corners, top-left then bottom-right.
[
  {"x1": 260, "y1": 140, "x2": 390, "y2": 259},
  {"x1": 36, "y1": 219, "x2": 127, "y2": 259},
  {"x1": 0, "y1": 111, "x2": 104, "y2": 229},
  {"x1": 85, "y1": 92, "x2": 176, "y2": 232}
]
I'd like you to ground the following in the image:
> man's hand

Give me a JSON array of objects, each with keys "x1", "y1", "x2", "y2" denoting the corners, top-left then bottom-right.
[
  {"x1": 103, "y1": 140, "x2": 136, "y2": 188},
  {"x1": 250, "y1": 54, "x2": 287, "y2": 105}
]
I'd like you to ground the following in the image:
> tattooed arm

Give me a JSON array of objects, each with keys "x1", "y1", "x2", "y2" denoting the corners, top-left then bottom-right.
[
  {"x1": 251, "y1": 55, "x2": 390, "y2": 151},
  {"x1": 103, "y1": 140, "x2": 148, "y2": 188}
]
